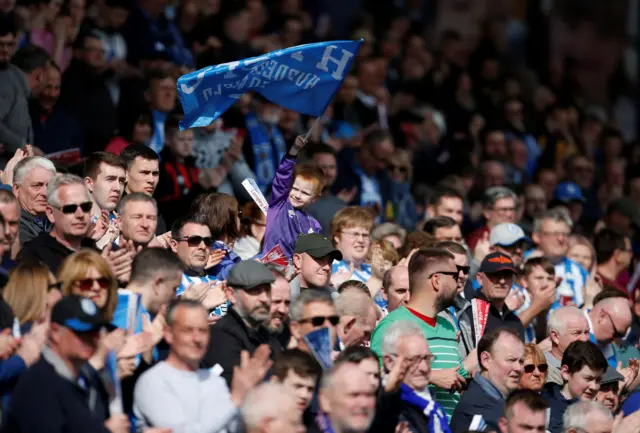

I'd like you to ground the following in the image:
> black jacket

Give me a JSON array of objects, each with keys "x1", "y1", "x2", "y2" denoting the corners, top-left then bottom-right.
[
  {"x1": 2, "y1": 352, "x2": 110, "y2": 433},
  {"x1": 541, "y1": 383, "x2": 578, "y2": 433},
  {"x1": 201, "y1": 307, "x2": 281, "y2": 387},
  {"x1": 16, "y1": 232, "x2": 96, "y2": 274},
  {"x1": 450, "y1": 374, "x2": 505, "y2": 433}
]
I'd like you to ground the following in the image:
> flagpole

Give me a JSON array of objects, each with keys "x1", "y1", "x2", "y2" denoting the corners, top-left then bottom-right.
[{"x1": 304, "y1": 116, "x2": 321, "y2": 140}]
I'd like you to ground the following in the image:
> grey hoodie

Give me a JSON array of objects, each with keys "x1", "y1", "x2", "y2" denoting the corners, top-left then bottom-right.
[{"x1": 0, "y1": 64, "x2": 32, "y2": 152}]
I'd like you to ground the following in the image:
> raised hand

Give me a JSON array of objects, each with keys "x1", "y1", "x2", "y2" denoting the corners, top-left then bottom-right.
[
  {"x1": 202, "y1": 282, "x2": 227, "y2": 310},
  {"x1": 1, "y1": 147, "x2": 27, "y2": 185},
  {"x1": 230, "y1": 345, "x2": 273, "y2": 406},
  {"x1": 289, "y1": 135, "x2": 308, "y2": 157},
  {"x1": 384, "y1": 355, "x2": 411, "y2": 393},
  {"x1": 182, "y1": 281, "x2": 214, "y2": 302},
  {"x1": 118, "y1": 332, "x2": 154, "y2": 359},
  {"x1": 336, "y1": 187, "x2": 358, "y2": 204},
  {"x1": 205, "y1": 249, "x2": 226, "y2": 270},
  {"x1": 117, "y1": 356, "x2": 136, "y2": 380},
  {"x1": 0, "y1": 328, "x2": 19, "y2": 359},
  {"x1": 505, "y1": 290, "x2": 526, "y2": 312},
  {"x1": 330, "y1": 262, "x2": 354, "y2": 289},
  {"x1": 474, "y1": 231, "x2": 490, "y2": 263}
]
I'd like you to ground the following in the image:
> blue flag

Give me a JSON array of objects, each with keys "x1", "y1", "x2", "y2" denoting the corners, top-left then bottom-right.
[
  {"x1": 177, "y1": 40, "x2": 363, "y2": 129},
  {"x1": 303, "y1": 327, "x2": 333, "y2": 370}
]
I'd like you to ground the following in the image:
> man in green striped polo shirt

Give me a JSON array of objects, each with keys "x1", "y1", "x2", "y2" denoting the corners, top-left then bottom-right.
[{"x1": 371, "y1": 247, "x2": 468, "y2": 419}]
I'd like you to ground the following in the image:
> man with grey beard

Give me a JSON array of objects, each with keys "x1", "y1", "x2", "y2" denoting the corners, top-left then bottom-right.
[
  {"x1": 202, "y1": 260, "x2": 282, "y2": 386},
  {"x1": 265, "y1": 271, "x2": 292, "y2": 349}
]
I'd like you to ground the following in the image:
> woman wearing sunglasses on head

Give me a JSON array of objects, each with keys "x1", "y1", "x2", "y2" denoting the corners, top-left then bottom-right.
[{"x1": 520, "y1": 343, "x2": 548, "y2": 392}]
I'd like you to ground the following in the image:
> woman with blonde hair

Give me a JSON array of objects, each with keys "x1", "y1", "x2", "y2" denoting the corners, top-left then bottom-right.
[
  {"x1": 4, "y1": 261, "x2": 61, "y2": 331},
  {"x1": 520, "y1": 343, "x2": 548, "y2": 392},
  {"x1": 365, "y1": 240, "x2": 399, "y2": 301}
]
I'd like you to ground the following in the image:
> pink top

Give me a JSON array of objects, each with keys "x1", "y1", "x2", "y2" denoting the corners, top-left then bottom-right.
[
  {"x1": 30, "y1": 29, "x2": 72, "y2": 71},
  {"x1": 105, "y1": 137, "x2": 129, "y2": 155}
]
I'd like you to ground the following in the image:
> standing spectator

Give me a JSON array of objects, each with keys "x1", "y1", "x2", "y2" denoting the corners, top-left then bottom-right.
[
  {"x1": 387, "y1": 149, "x2": 419, "y2": 230},
  {"x1": 451, "y1": 328, "x2": 525, "y2": 433},
  {"x1": 317, "y1": 363, "x2": 377, "y2": 433},
  {"x1": 242, "y1": 382, "x2": 305, "y2": 433},
  {"x1": 595, "y1": 367, "x2": 624, "y2": 413},
  {"x1": 541, "y1": 341, "x2": 608, "y2": 433},
  {"x1": 3, "y1": 295, "x2": 130, "y2": 433},
  {"x1": 83, "y1": 152, "x2": 127, "y2": 221},
  {"x1": 116, "y1": 193, "x2": 157, "y2": 248},
  {"x1": 265, "y1": 271, "x2": 291, "y2": 348},
  {"x1": 288, "y1": 289, "x2": 339, "y2": 354},
  {"x1": 567, "y1": 235, "x2": 596, "y2": 274},
  {"x1": 233, "y1": 202, "x2": 265, "y2": 260},
  {"x1": 17, "y1": 174, "x2": 93, "y2": 274},
  {"x1": 551, "y1": 182, "x2": 586, "y2": 226},
  {"x1": 330, "y1": 207, "x2": 374, "y2": 285},
  {"x1": 587, "y1": 296, "x2": 632, "y2": 367},
  {"x1": 12, "y1": 156, "x2": 56, "y2": 244},
  {"x1": 134, "y1": 299, "x2": 270, "y2": 432},
  {"x1": 58, "y1": 33, "x2": 117, "y2": 155},
  {"x1": 488, "y1": 223, "x2": 530, "y2": 269},
  {"x1": 545, "y1": 307, "x2": 592, "y2": 385},
  {"x1": 29, "y1": 62, "x2": 83, "y2": 155},
  {"x1": 0, "y1": 188, "x2": 21, "y2": 264},
  {"x1": 594, "y1": 228, "x2": 633, "y2": 294},
  {"x1": 423, "y1": 216, "x2": 463, "y2": 244},
  {"x1": 562, "y1": 401, "x2": 614, "y2": 433},
  {"x1": 521, "y1": 184, "x2": 547, "y2": 236},
  {"x1": 498, "y1": 390, "x2": 549, "y2": 433},
  {"x1": 335, "y1": 289, "x2": 377, "y2": 349},
  {"x1": 519, "y1": 344, "x2": 548, "y2": 392},
  {"x1": 202, "y1": 260, "x2": 280, "y2": 386},
  {"x1": 291, "y1": 233, "x2": 341, "y2": 293},
  {"x1": 467, "y1": 186, "x2": 518, "y2": 250},
  {"x1": 105, "y1": 107, "x2": 153, "y2": 155},
  {"x1": 426, "y1": 187, "x2": 465, "y2": 226},
  {"x1": 380, "y1": 265, "x2": 410, "y2": 315},
  {"x1": 271, "y1": 349, "x2": 321, "y2": 415},
  {"x1": 371, "y1": 248, "x2": 467, "y2": 419},
  {"x1": 531, "y1": 208, "x2": 589, "y2": 308},
  {"x1": 371, "y1": 222, "x2": 406, "y2": 251}
]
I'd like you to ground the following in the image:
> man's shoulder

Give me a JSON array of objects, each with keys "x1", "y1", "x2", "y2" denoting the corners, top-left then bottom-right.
[{"x1": 13, "y1": 358, "x2": 60, "y2": 395}]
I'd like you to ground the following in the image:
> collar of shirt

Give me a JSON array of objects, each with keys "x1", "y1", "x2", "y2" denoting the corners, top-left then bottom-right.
[{"x1": 406, "y1": 307, "x2": 436, "y2": 327}]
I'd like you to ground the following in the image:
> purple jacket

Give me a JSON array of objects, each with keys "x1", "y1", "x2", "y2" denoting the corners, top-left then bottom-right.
[{"x1": 262, "y1": 155, "x2": 322, "y2": 261}]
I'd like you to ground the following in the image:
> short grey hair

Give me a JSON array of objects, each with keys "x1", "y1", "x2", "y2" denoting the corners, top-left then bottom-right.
[
  {"x1": 46, "y1": 174, "x2": 90, "y2": 208},
  {"x1": 547, "y1": 306, "x2": 583, "y2": 336},
  {"x1": 533, "y1": 208, "x2": 573, "y2": 233},
  {"x1": 335, "y1": 289, "x2": 374, "y2": 320},
  {"x1": 483, "y1": 186, "x2": 517, "y2": 209},
  {"x1": 290, "y1": 289, "x2": 334, "y2": 322},
  {"x1": 563, "y1": 401, "x2": 612, "y2": 433},
  {"x1": 242, "y1": 382, "x2": 298, "y2": 430},
  {"x1": 117, "y1": 192, "x2": 157, "y2": 215},
  {"x1": 380, "y1": 320, "x2": 427, "y2": 356},
  {"x1": 13, "y1": 156, "x2": 56, "y2": 186},
  {"x1": 371, "y1": 222, "x2": 407, "y2": 245}
]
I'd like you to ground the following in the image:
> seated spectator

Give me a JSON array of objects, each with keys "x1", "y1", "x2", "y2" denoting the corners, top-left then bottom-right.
[
  {"x1": 587, "y1": 295, "x2": 633, "y2": 367},
  {"x1": 291, "y1": 233, "x2": 342, "y2": 295},
  {"x1": 265, "y1": 271, "x2": 291, "y2": 348},
  {"x1": 12, "y1": 156, "x2": 56, "y2": 245},
  {"x1": 562, "y1": 401, "x2": 614, "y2": 433},
  {"x1": 289, "y1": 289, "x2": 339, "y2": 354},
  {"x1": 567, "y1": 234, "x2": 596, "y2": 273},
  {"x1": 458, "y1": 253, "x2": 525, "y2": 357},
  {"x1": 233, "y1": 202, "x2": 266, "y2": 260},
  {"x1": 371, "y1": 222, "x2": 406, "y2": 250},
  {"x1": 105, "y1": 107, "x2": 153, "y2": 155},
  {"x1": 0, "y1": 189, "x2": 21, "y2": 264},
  {"x1": 170, "y1": 214, "x2": 216, "y2": 295},
  {"x1": 83, "y1": 152, "x2": 127, "y2": 221},
  {"x1": 423, "y1": 216, "x2": 463, "y2": 244},
  {"x1": 380, "y1": 265, "x2": 410, "y2": 316},
  {"x1": 202, "y1": 260, "x2": 280, "y2": 385},
  {"x1": 451, "y1": 328, "x2": 525, "y2": 433},
  {"x1": 545, "y1": 306, "x2": 591, "y2": 385},
  {"x1": 594, "y1": 228, "x2": 633, "y2": 295},
  {"x1": 330, "y1": 206, "x2": 374, "y2": 285},
  {"x1": 29, "y1": 62, "x2": 83, "y2": 155},
  {"x1": 3, "y1": 295, "x2": 129, "y2": 432},
  {"x1": 134, "y1": 299, "x2": 269, "y2": 432},
  {"x1": 271, "y1": 348, "x2": 321, "y2": 416},
  {"x1": 541, "y1": 341, "x2": 608, "y2": 433},
  {"x1": 497, "y1": 390, "x2": 549, "y2": 433},
  {"x1": 335, "y1": 289, "x2": 377, "y2": 349},
  {"x1": 595, "y1": 366, "x2": 624, "y2": 413},
  {"x1": 334, "y1": 346, "x2": 381, "y2": 391},
  {"x1": 365, "y1": 240, "x2": 398, "y2": 307},
  {"x1": 380, "y1": 321, "x2": 450, "y2": 433},
  {"x1": 318, "y1": 363, "x2": 377, "y2": 433},
  {"x1": 387, "y1": 149, "x2": 419, "y2": 231},
  {"x1": 17, "y1": 174, "x2": 93, "y2": 274},
  {"x1": 426, "y1": 187, "x2": 464, "y2": 226},
  {"x1": 489, "y1": 223, "x2": 530, "y2": 269},
  {"x1": 116, "y1": 193, "x2": 158, "y2": 248},
  {"x1": 466, "y1": 186, "x2": 518, "y2": 250},
  {"x1": 520, "y1": 343, "x2": 548, "y2": 392},
  {"x1": 241, "y1": 382, "x2": 305, "y2": 433}
]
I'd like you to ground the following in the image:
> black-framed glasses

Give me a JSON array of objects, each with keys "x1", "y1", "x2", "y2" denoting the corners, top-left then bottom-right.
[
  {"x1": 456, "y1": 265, "x2": 470, "y2": 275},
  {"x1": 524, "y1": 364, "x2": 548, "y2": 374},
  {"x1": 56, "y1": 202, "x2": 92, "y2": 214},
  {"x1": 604, "y1": 310, "x2": 627, "y2": 339},
  {"x1": 428, "y1": 271, "x2": 460, "y2": 282},
  {"x1": 299, "y1": 315, "x2": 340, "y2": 326},
  {"x1": 175, "y1": 235, "x2": 215, "y2": 247},
  {"x1": 388, "y1": 164, "x2": 408, "y2": 174},
  {"x1": 48, "y1": 282, "x2": 62, "y2": 291}
]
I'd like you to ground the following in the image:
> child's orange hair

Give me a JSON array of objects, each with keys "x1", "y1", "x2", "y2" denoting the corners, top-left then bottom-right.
[{"x1": 293, "y1": 163, "x2": 325, "y2": 195}]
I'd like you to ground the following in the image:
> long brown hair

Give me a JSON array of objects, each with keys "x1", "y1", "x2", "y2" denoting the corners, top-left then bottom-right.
[
  {"x1": 3, "y1": 261, "x2": 50, "y2": 324},
  {"x1": 191, "y1": 192, "x2": 241, "y2": 243},
  {"x1": 239, "y1": 201, "x2": 266, "y2": 237}
]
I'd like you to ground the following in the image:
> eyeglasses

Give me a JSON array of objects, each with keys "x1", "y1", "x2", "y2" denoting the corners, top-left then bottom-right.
[
  {"x1": 76, "y1": 277, "x2": 110, "y2": 291},
  {"x1": 390, "y1": 353, "x2": 436, "y2": 366},
  {"x1": 456, "y1": 265, "x2": 470, "y2": 275},
  {"x1": 55, "y1": 202, "x2": 93, "y2": 214},
  {"x1": 524, "y1": 364, "x2": 548, "y2": 374},
  {"x1": 388, "y1": 164, "x2": 408, "y2": 174},
  {"x1": 338, "y1": 231, "x2": 370, "y2": 240},
  {"x1": 539, "y1": 230, "x2": 571, "y2": 238},
  {"x1": 604, "y1": 310, "x2": 627, "y2": 339},
  {"x1": 428, "y1": 271, "x2": 460, "y2": 282},
  {"x1": 48, "y1": 282, "x2": 62, "y2": 291},
  {"x1": 175, "y1": 235, "x2": 215, "y2": 247},
  {"x1": 299, "y1": 315, "x2": 340, "y2": 326}
]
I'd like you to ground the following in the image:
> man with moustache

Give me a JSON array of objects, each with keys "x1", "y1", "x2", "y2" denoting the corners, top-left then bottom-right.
[
  {"x1": 451, "y1": 328, "x2": 525, "y2": 433},
  {"x1": 202, "y1": 260, "x2": 281, "y2": 386},
  {"x1": 458, "y1": 253, "x2": 525, "y2": 358}
]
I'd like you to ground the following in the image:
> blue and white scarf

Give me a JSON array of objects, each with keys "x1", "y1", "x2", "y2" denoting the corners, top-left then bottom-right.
[
  {"x1": 177, "y1": 272, "x2": 229, "y2": 318},
  {"x1": 245, "y1": 112, "x2": 287, "y2": 194},
  {"x1": 399, "y1": 384, "x2": 451, "y2": 433}
]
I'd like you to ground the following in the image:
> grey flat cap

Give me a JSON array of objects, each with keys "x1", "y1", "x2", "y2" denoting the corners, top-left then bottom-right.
[{"x1": 227, "y1": 260, "x2": 275, "y2": 290}]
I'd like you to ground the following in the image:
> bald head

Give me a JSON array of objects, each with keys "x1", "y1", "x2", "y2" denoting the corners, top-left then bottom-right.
[
  {"x1": 548, "y1": 307, "x2": 591, "y2": 357},
  {"x1": 336, "y1": 290, "x2": 378, "y2": 348},
  {"x1": 591, "y1": 297, "x2": 632, "y2": 345},
  {"x1": 242, "y1": 382, "x2": 303, "y2": 433},
  {"x1": 383, "y1": 265, "x2": 410, "y2": 312},
  {"x1": 320, "y1": 364, "x2": 376, "y2": 433}
]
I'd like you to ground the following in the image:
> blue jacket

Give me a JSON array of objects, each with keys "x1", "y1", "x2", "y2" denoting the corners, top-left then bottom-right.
[
  {"x1": 261, "y1": 155, "x2": 322, "y2": 261},
  {"x1": 208, "y1": 241, "x2": 242, "y2": 281},
  {"x1": 450, "y1": 373, "x2": 505, "y2": 433},
  {"x1": 541, "y1": 383, "x2": 578, "y2": 433}
]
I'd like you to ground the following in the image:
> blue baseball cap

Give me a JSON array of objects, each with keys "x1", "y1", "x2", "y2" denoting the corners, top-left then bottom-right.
[
  {"x1": 51, "y1": 295, "x2": 114, "y2": 332},
  {"x1": 553, "y1": 182, "x2": 586, "y2": 204}
]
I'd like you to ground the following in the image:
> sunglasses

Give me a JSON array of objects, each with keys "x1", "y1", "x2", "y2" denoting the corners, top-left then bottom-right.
[
  {"x1": 428, "y1": 271, "x2": 460, "y2": 282},
  {"x1": 388, "y1": 164, "x2": 408, "y2": 173},
  {"x1": 299, "y1": 315, "x2": 340, "y2": 326},
  {"x1": 57, "y1": 201, "x2": 93, "y2": 214},
  {"x1": 76, "y1": 277, "x2": 110, "y2": 291},
  {"x1": 175, "y1": 235, "x2": 215, "y2": 247},
  {"x1": 457, "y1": 265, "x2": 470, "y2": 275},
  {"x1": 524, "y1": 364, "x2": 548, "y2": 374}
]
